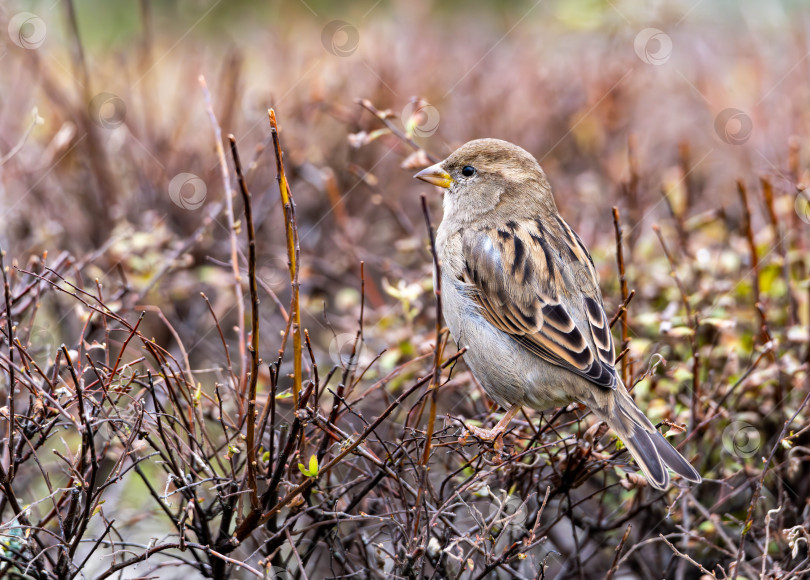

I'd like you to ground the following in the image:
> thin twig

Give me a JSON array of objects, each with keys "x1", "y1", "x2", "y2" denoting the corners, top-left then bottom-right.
[
  {"x1": 355, "y1": 98, "x2": 440, "y2": 163},
  {"x1": 612, "y1": 208, "x2": 630, "y2": 384},
  {"x1": 200, "y1": 75, "x2": 247, "y2": 402},
  {"x1": 269, "y1": 108, "x2": 303, "y2": 408},
  {"x1": 420, "y1": 194, "x2": 443, "y2": 465},
  {"x1": 0, "y1": 248, "x2": 16, "y2": 481},
  {"x1": 737, "y1": 180, "x2": 761, "y2": 309},
  {"x1": 609, "y1": 289, "x2": 635, "y2": 329},
  {"x1": 660, "y1": 534, "x2": 715, "y2": 576},
  {"x1": 229, "y1": 134, "x2": 261, "y2": 510},
  {"x1": 606, "y1": 524, "x2": 632, "y2": 580}
]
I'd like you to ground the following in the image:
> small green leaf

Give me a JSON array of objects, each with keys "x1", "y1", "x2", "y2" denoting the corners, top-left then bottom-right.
[
  {"x1": 90, "y1": 499, "x2": 106, "y2": 519},
  {"x1": 698, "y1": 520, "x2": 715, "y2": 534},
  {"x1": 298, "y1": 454, "x2": 319, "y2": 477}
]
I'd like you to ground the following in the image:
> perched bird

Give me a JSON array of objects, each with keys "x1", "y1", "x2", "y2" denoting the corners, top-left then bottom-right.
[{"x1": 414, "y1": 138, "x2": 700, "y2": 490}]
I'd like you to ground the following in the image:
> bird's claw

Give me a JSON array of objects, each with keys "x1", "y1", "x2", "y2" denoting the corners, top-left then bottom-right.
[{"x1": 459, "y1": 424, "x2": 506, "y2": 450}]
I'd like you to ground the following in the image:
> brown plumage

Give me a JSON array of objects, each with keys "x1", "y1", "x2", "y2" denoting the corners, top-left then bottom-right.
[{"x1": 415, "y1": 138, "x2": 700, "y2": 490}]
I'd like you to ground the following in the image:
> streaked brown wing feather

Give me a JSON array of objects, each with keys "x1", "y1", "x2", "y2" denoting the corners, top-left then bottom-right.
[{"x1": 462, "y1": 219, "x2": 617, "y2": 389}]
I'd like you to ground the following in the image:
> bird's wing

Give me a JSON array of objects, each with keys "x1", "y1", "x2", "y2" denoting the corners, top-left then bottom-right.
[{"x1": 460, "y1": 216, "x2": 617, "y2": 389}]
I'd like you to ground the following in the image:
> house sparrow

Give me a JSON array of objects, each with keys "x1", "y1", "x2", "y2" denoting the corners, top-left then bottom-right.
[{"x1": 414, "y1": 138, "x2": 700, "y2": 490}]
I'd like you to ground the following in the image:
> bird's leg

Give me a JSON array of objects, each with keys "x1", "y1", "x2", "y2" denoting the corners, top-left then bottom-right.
[{"x1": 465, "y1": 405, "x2": 521, "y2": 442}]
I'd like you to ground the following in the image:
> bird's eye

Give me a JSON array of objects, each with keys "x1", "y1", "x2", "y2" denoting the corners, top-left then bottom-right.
[{"x1": 461, "y1": 166, "x2": 476, "y2": 177}]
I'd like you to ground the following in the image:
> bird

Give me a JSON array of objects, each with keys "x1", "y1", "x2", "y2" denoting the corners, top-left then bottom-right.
[{"x1": 414, "y1": 138, "x2": 700, "y2": 490}]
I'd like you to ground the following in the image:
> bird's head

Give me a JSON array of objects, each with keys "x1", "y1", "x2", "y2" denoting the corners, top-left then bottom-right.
[{"x1": 414, "y1": 138, "x2": 554, "y2": 225}]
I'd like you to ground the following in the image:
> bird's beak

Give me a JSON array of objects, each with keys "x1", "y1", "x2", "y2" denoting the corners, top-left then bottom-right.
[{"x1": 414, "y1": 163, "x2": 453, "y2": 189}]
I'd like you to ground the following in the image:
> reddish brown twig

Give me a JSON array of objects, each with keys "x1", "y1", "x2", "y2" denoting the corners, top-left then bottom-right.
[
  {"x1": 200, "y1": 74, "x2": 248, "y2": 404},
  {"x1": 760, "y1": 176, "x2": 796, "y2": 325},
  {"x1": 612, "y1": 207, "x2": 630, "y2": 384},
  {"x1": 229, "y1": 134, "x2": 261, "y2": 510},
  {"x1": 606, "y1": 524, "x2": 633, "y2": 580}
]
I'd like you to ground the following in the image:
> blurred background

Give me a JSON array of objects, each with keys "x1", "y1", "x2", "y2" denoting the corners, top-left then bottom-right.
[
  {"x1": 1, "y1": 0, "x2": 810, "y2": 578},
  {"x1": 2, "y1": 0, "x2": 807, "y2": 374}
]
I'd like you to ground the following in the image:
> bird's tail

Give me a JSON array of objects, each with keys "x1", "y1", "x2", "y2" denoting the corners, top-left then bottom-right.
[{"x1": 589, "y1": 381, "x2": 701, "y2": 490}]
